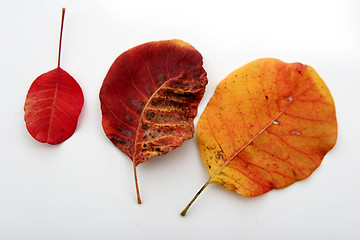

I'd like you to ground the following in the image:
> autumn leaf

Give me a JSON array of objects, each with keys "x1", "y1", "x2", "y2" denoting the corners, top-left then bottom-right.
[
  {"x1": 99, "y1": 39, "x2": 208, "y2": 203},
  {"x1": 181, "y1": 58, "x2": 337, "y2": 216},
  {"x1": 24, "y1": 8, "x2": 84, "y2": 145}
]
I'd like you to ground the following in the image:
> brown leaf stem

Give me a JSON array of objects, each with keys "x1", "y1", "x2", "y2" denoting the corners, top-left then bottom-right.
[
  {"x1": 58, "y1": 8, "x2": 66, "y2": 68},
  {"x1": 180, "y1": 180, "x2": 210, "y2": 216},
  {"x1": 133, "y1": 163, "x2": 142, "y2": 204}
]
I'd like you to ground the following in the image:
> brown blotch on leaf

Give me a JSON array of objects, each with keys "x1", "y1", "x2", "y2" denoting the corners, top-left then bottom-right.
[{"x1": 146, "y1": 111, "x2": 156, "y2": 120}]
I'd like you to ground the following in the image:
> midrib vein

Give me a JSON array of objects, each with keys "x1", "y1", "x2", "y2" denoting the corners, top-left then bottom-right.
[
  {"x1": 207, "y1": 97, "x2": 294, "y2": 184},
  {"x1": 46, "y1": 69, "x2": 60, "y2": 142}
]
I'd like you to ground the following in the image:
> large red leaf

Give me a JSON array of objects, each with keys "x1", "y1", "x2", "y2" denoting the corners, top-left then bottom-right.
[
  {"x1": 100, "y1": 39, "x2": 208, "y2": 203},
  {"x1": 24, "y1": 8, "x2": 84, "y2": 145}
]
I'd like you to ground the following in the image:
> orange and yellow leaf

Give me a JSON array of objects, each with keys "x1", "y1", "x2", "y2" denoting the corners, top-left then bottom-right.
[{"x1": 197, "y1": 58, "x2": 337, "y2": 197}]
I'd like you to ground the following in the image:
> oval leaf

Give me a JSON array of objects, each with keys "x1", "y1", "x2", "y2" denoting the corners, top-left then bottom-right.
[
  {"x1": 24, "y1": 67, "x2": 84, "y2": 144},
  {"x1": 181, "y1": 58, "x2": 337, "y2": 216},
  {"x1": 199, "y1": 58, "x2": 337, "y2": 195},
  {"x1": 99, "y1": 39, "x2": 208, "y2": 203}
]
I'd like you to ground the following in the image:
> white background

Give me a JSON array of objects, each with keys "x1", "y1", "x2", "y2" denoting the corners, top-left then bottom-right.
[{"x1": 1, "y1": 0, "x2": 359, "y2": 239}]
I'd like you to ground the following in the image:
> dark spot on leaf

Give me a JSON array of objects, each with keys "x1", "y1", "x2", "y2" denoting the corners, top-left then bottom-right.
[
  {"x1": 125, "y1": 114, "x2": 134, "y2": 122},
  {"x1": 142, "y1": 124, "x2": 149, "y2": 130},
  {"x1": 151, "y1": 99, "x2": 187, "y2": 110},
  {"x1": 215, "y1": 151, "x2": 223, "y2": 160},
  {"x1": 146, "y1": 111, "x2": 156, "y2": 120},
  {"x1": 158, "y1": 73, "x2": 166, "y2": 84},
  {"x1": 116, "y1": 126, "x2": 134, "y2": 137},
  {"x1": 154, "y1": 113, "x2": 180, "y2": 123},
  {"x1": 148, "y1": 131, "x2": 159, "y2": 139},
  {"x1": 172, "y1": 81, "x2": 185, "y2": 88},
  {"x1": 226, "y1": 183, "x2": 237, "y2": 191},
  {"x1": 265, "y1": 95, "x2": 268, "y2": 100},
  {"x1": 144, "y1": 86, "x2": 153, "y2": 96},
  {"x1": 111, "y1": 135, "x2": 126, "y2": 145},
  {"x1": 138, "y1": 102, "x2": 145, "y2": 113},
  {"x1": 164, "y1": 90, "x2": 196, "y2": 102}
]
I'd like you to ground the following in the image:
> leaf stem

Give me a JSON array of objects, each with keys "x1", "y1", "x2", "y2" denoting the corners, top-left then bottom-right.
[
  {"x1": 133, "y1": 163, "x2": 142, "y2": 204},
  {"x1": 180, "y1": 179, "x2": 210, "y2": 216},
  {"x1": 58, "y1": 8, "x2": 66, "y2": 68}
]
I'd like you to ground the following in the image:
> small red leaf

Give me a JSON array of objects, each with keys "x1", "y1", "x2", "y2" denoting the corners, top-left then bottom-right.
[
  {"x1": 24, "y1": 67, "x2": 84, "y2": 144},
  {"x1": 24, "y1": 8, "x2": 84, "y2": 145}
]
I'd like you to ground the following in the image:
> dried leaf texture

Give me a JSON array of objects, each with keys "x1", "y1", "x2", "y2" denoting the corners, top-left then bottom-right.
[
  {"x1": 198, "y1": 58, "x2": 337, "y2": 197},
  {"x1": 100, "y1": 39, "x2": 208, "y2": 166},
  {"x1": 24, "y1": 68, "x2": 84, "y2": 145}
]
